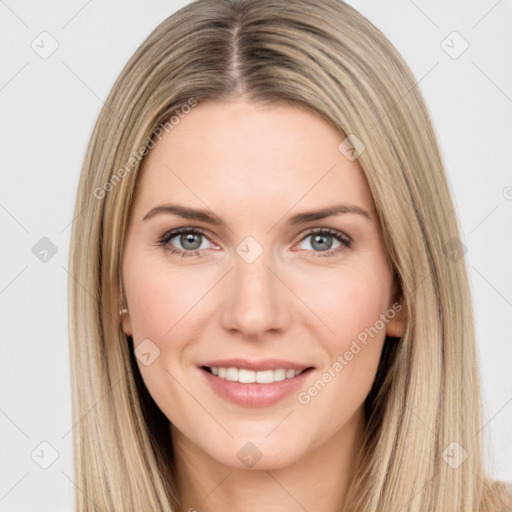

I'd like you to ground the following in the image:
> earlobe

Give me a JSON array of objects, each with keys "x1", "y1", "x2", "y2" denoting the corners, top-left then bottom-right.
[
  {"x1": 113, "y1": 280, "x2": 132, "y2": 335},
  {"x1": 386, "y1": 300, "x2": 406, "y2": 338},
  {"x1": 386, "y1": 278, "x2": 406, "y2": 338},
  {"x1": 386, "y1": 315, "x2": 406, "y2": 338},
  {"x1": 120, "y1": 309, "x2": 133, "y2": 336}
]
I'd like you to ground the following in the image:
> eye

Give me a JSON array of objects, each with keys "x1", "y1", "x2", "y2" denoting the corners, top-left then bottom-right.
[
  {"x1": 296, "y1": 228, "x2": 351, "y2": 258},
  {"x1": 157, "y1": 226, "x2": 351, "y2": 259},
  {"x1": 157, "y1": 227, "x2": 214, "y2": 257}
]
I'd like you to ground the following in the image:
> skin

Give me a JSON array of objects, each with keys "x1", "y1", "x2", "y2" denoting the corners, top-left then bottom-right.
[{"x1": 120, "y1": 99, "x2": 406, "y2": 512}]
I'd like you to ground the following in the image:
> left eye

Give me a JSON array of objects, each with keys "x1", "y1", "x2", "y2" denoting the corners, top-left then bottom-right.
[{"x1": 296, "y1": 228, "x2": 351, "y2": 256}]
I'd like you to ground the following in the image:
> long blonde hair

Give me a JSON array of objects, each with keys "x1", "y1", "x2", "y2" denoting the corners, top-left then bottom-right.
[{"x1": 68, "y1": 0, "x2": 504, "y2": 509}]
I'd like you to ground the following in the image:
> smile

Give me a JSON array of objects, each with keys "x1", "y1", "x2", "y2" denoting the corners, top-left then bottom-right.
[{"x1": 199, "y1": 361, "x2": 314, "y2": 408}]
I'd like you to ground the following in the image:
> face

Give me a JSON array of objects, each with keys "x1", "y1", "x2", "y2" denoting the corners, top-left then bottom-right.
[{"x1": 121, "y1": 99, "x2": 405, "y2": 471}]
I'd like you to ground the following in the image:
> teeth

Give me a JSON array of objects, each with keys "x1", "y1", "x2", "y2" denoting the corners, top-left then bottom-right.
[{"x1": 209, "y1": 366, "x2": 305, "y2": 383}]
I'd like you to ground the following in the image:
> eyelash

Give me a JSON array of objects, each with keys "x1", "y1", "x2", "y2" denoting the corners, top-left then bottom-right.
[{"x1": 157, "y1": 226, "x2": 352, "y2": 259}]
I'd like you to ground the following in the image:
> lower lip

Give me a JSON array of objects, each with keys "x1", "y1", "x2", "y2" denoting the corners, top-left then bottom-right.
[{"x1": 200, "y1": 367, "x2": 313, "y2": 408}]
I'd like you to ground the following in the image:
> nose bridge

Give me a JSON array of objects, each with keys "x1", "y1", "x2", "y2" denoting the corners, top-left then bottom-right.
[{"x1": 220, "y1": 241, "x2": 290, "y2": 337}]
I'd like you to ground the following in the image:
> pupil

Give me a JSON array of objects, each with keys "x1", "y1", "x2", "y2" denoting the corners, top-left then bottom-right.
[
  {"x1": 182, "y1": 233, "x2": 201, "y2": 250},
  {"x1": 313, "y1": 234, "x2": 332, "y2": 251}
]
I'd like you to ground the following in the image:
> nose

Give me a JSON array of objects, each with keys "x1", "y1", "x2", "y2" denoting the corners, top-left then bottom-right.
[{"x1": 220, "y1": 249, "x2": 292, "y2": 339}]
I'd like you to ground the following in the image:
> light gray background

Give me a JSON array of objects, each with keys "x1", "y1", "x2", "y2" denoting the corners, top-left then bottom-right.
[{"x1": 1, "y1": 1, "x2": 511, "y2": 510}]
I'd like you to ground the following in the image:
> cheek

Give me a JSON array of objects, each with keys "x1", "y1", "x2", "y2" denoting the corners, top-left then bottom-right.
[
  {"x1": 122, "y1": 255, "x2": 208, "y2": 423},
  {"x1": 336, "y1": 277, "x2": 388, "y2": 345},
  {"x1": 301, "y1": 262, "x2": 392, "y2": 350},
  {"x1": 297, "y1": 259, "x2": 392, "y2": 401},
  {"x1": 123, "y1": 254, "x2": 216, "y2": 402},
  {"x1": 124, "y1": 253, "x2": 210, "y2": 341}
]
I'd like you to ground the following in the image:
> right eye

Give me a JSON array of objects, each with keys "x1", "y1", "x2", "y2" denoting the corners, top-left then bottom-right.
[{"x1": 158, "y1": 227, "x2": 215, "y2": 257}]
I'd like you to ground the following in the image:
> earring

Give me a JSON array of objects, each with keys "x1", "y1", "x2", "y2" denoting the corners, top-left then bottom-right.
[{"x1": 119, "y1": 308, "x2": 128, "y2": 315}]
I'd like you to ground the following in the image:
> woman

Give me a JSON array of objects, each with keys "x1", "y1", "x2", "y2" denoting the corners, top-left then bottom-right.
[{"x1": 68, "y1": 0, "x2": 512, "y2": 510}]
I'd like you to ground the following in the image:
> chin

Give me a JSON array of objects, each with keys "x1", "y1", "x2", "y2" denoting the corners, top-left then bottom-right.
[{"x1": 201, "y1": 434, "x2": 309, "y2": 471}]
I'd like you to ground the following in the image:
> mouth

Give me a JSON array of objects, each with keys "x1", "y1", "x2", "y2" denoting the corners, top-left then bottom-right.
[{"x1": 198, "y1": 360, "x2": 315, "y2": 407}]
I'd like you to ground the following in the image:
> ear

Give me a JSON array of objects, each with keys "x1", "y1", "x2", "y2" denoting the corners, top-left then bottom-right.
[
  {"x1": 386, "y1": 283, "x2": 406, "y2": 338},
  {"x1": 386, "y1": 301, "x2": 406, "y2": 338},
  {"x1": 112, "y1": 283, "x2": 133, "y2": 336},
  {"x1": 121, "y1": 313, "x2": 133, "y2": 337}
]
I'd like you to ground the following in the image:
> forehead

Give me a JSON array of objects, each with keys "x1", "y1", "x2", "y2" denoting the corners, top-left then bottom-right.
[{"x1": 131, "y1": 100, "x2": 375, "y2": 221}]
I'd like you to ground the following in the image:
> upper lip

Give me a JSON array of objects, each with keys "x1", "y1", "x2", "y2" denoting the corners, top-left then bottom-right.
[{"x1": 199, "y1": 358, "x2": 313, "y2": 372}]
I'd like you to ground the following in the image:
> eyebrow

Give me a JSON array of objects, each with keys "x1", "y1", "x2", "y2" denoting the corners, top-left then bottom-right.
[{"x1": 142, "y1": 203, "x2": 371, "y2": 225}]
